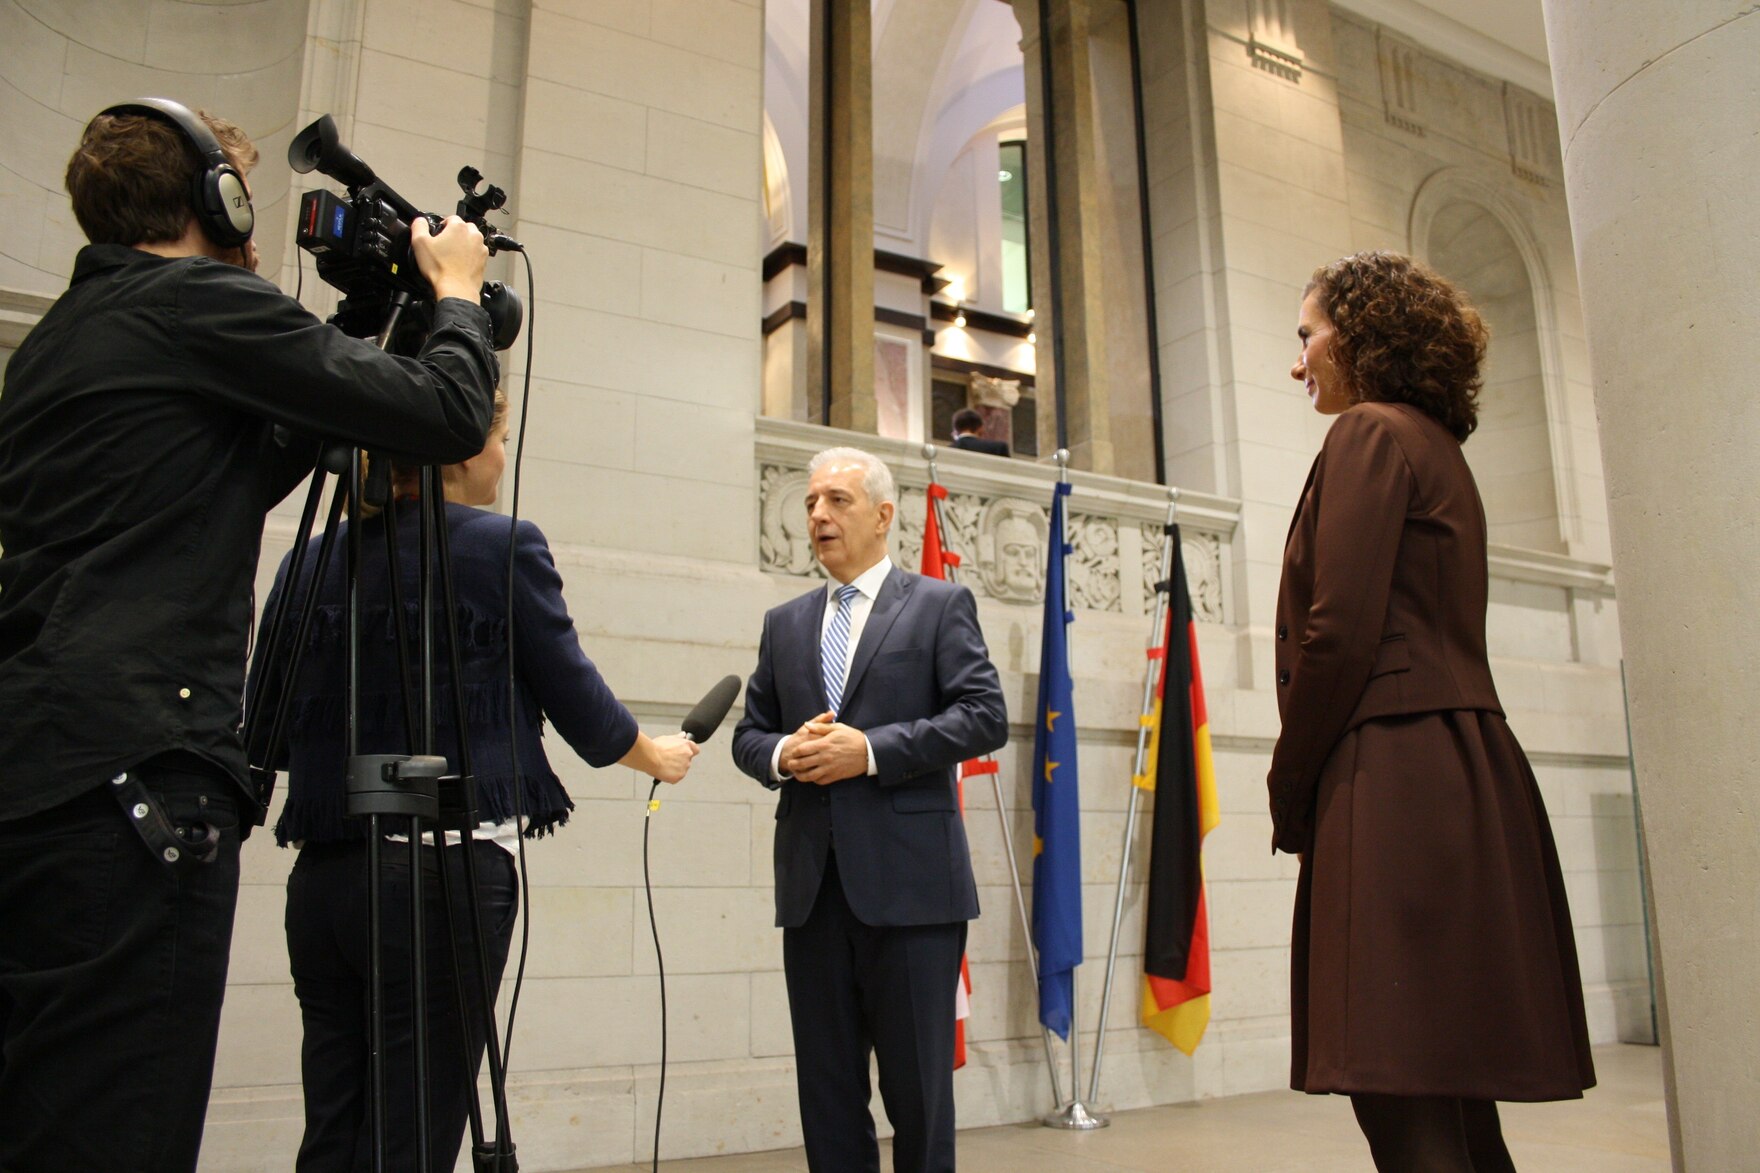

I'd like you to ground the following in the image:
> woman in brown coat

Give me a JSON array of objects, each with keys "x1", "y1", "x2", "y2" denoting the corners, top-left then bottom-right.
[{"x1": 1271, "y1": 252, "x2": 1595, "y2": 1170}]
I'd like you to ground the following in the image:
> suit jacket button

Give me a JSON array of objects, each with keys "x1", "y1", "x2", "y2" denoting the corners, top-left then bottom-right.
[
  {"x1": 820, "y1": 793, "x2": 830, "y2": 805},
  {"x1": 1276, "y1": 625, "x2": 1288, "y2": 641},
  {"x1": 1278, "y1": 669, "x2": 1290, "y2": 685}
]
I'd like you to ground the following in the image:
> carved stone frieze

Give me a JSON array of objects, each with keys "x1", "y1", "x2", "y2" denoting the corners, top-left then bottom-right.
[
  {"x1": 1141, "y1": 524, "x2": 1225, "y2": 624},
  {"x1": 755, "y1": 423, "x2": 1238, "y2": 623},
  {"x1": 758, "y1": 465, "x2": 825, "y2": 579},
  {"x1": 1067, "y1": 513, "x2": 1121, "y2": 613}
]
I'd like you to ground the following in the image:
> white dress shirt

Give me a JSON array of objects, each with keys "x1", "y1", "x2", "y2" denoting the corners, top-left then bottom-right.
[{"x1": 770, "y1": 557, "x2": 891, "y2": 781}]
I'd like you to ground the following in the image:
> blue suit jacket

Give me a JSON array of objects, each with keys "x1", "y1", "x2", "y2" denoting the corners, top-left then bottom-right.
[
  {"x1": 732, "y1": 568, "x2": 1008, "y2": 928},
  {"x1": 254, "y1": 501, "x2": 638, "y2": 844}
]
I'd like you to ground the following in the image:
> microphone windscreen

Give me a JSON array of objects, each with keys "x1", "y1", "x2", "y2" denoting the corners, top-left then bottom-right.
[{"x1": 681, "y1": 675, "x2": 742, "y2": 744}]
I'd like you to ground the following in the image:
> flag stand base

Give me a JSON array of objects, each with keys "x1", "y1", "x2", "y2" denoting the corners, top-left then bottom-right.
[{"x1": 1041, "y1": 1100, "x2": 1109, "y2": 1130}]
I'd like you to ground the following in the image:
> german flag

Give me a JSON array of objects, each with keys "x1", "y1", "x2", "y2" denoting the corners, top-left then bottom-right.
[{"x1": 1135, "y1": 527, "x2": 1219, "y2": 1054}]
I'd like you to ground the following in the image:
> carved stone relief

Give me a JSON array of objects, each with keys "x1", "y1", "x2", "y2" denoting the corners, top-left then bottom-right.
[
  {"x1": 975, "y1": 497, "x2": 1049, "y2": 604},
  {"x1": 759, "y1": 458, "x2": 1228, "y2": 622},
  {"x1": 1140, "y1": 524, "x2": 1225, "y2": 624},
  {"x1": 759, "y1": 465, "x2": 824, "y2": 579},
  {"x1": 1067, "y1": 513, "x2": 1122, "y2": 613}
]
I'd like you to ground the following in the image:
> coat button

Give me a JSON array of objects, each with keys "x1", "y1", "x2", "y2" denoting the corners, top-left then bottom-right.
[
  {"x1": 1276, "y1": 625, "x2": 1288, "y2": 641},
  {"x1": 1278, "y1": 669, "x2": 1290, "y2": 685}
]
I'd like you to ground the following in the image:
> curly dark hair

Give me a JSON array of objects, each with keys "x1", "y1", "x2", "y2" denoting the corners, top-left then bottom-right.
[
  {"x1": 65, "y1": 109, "x2": 257, "y2": 247},
  {"x1": 1305, "y1": 251, "x2": 1487, "y2": 441}
]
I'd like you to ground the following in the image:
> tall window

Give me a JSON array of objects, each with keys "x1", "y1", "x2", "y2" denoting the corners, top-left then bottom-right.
[{"x1": 999, "y1": 140, "x2": 1031, "y2": 314}]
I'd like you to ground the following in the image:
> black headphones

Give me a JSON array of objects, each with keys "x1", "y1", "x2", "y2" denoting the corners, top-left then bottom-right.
[{"x1": 96, "y1": 97, "x2": 254, "y2": 248}]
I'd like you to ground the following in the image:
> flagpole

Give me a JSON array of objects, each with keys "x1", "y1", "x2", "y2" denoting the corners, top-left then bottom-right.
[
  {"x1": 920, "y1": 444, "x2": 1065, "y2": 1109},
  {"x1": 1087, "y1": 486, "x2": 1181, "y2": 1108},
  {"x1": 1041, "y1": 449, "x2": 1106, "y2": 1131}
]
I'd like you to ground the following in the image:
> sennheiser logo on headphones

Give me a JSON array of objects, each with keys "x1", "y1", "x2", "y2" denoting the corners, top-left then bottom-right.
[{"x1": 232, "y1": 195, "x2": 244, "y2": 208}]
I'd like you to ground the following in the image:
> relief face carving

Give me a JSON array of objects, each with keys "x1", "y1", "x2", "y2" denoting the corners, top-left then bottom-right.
[
  {"x1": 977, "y1": 497, "x2": 1049, "y2": 604},
  {"x1": 758, "y1": 457, "x2": 1229, "y2": 624}
]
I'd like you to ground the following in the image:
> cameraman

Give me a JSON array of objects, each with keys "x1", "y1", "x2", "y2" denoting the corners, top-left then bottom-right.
[{"x1": 0, "y1": 102, "x2": 499, "y2": 1173}]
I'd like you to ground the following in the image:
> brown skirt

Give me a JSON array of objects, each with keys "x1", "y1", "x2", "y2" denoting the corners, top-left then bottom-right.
[{"x1": 1290, "y1": 709, "x2": 1596, "y2": 1100}]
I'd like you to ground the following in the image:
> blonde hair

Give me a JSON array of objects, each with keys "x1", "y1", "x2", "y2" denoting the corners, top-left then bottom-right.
[{"x1": 359, "y1": 389, "x2": 508, "y2": 516}]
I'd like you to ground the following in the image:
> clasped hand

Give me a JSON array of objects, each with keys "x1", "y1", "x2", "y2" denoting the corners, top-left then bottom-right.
[{"x1": 780, "y1": 710, "x2": 869, "y2": 785}]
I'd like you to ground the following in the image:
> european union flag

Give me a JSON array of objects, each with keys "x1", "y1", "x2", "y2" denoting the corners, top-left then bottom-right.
[{"x1": 1031, "y1": 481, "x2": 1082, "y2": 1039}]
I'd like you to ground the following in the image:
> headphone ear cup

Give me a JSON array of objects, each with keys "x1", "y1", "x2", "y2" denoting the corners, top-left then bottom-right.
[{"x1": 194, "y1": 163, "x2": 253, "y2": 248}]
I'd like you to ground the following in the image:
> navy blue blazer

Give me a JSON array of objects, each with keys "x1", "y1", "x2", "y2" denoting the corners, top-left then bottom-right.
[
  {"x1": 253, "y1": 501, "x2": 638, "y2": 844},
  {"x1": 733, "y1": 568, "x2": 1007, "y2": 928}
]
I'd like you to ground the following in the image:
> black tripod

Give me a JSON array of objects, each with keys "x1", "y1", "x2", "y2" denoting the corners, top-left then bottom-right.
[{"x1": 246, "y1": 324, "x2": 520, "y2": 1172}]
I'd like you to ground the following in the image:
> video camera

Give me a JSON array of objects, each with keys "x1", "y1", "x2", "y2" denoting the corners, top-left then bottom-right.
[{"x1": 288, "y1": 115, "x2": 523, "y2": 354}]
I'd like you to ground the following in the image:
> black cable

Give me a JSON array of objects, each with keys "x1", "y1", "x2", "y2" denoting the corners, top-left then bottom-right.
[
  {"x1": 499, "y1": 250, "x2": 538, "y2": 1081},
  {"x1": 643, "y1": 778, "x2": 667, "y2": 1172}
]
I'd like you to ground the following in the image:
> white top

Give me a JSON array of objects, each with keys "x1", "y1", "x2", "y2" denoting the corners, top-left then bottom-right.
[{"x1": 769, "y1": 556, "x2": 890, "y2": 782}]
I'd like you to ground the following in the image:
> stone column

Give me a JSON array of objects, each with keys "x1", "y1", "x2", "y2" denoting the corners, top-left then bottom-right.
[
  {"x1": 808, "y1": 0, "x2": 876, "y2": 433},
  {"x1": 1014, "y1": 0, "x2": 1116, "y2": 474},
  {"x1": 1539, "y1": 4, "x2": 1760, "y2": 1168}
]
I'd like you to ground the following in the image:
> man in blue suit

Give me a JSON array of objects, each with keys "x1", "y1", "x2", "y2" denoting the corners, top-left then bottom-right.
[{"x1": 734, "y1": 446, "x2": 1008, "y2": 1172}]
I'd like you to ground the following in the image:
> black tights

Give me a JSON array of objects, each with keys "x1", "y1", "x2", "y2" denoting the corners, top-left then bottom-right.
[{"x1": 1349, "y1": 1094, "x2": 1517, "y2": 1172}]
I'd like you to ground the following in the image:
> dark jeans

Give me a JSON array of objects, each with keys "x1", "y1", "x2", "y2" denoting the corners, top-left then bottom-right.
[
  {"x1": 286, "y1": 836, "x2": 518, "y2": 1173},
  {"x1": 783, "y1": 851, "x2": 967, "y2": 1173},
  {"x1": 0, "y1": 756, "x2": 243, "y2": 1173}
]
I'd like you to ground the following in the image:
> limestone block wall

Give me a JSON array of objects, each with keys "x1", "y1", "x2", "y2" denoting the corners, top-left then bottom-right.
[{"x1": 0, "y1": 0, "x2": 308, "y2": 295}]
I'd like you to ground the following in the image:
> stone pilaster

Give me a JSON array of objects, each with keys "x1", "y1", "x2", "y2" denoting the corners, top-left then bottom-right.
[
  {"x1": 1015, "y1": 0, "x2": 1117, "y2": 474},
  {"x1": 808, "y1": 0, "x2": 876, "y2": 433}
]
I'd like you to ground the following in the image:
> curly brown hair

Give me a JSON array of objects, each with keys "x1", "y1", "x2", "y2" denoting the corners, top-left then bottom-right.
[
  {"x1": 65, "y1": 109, "x2": 257, "y2": 247},
  {"x1": 1305, "y1": 251, "x2": 1487, "y2": 441}
]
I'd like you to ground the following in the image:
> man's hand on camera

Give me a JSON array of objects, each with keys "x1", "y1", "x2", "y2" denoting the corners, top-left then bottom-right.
[{"x1": 411, "y1": 215, "x2": 488, "y2": 304}]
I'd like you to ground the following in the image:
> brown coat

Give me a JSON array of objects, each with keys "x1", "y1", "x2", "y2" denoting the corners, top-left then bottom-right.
[{"x1": 1270, "y1": 401, "x2": 1594, "y2": 1100}]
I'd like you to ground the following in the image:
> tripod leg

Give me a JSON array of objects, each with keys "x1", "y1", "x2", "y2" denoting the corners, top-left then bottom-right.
[{"x1": 409, "y1": 825, "x2": 433, "y2": 1173}]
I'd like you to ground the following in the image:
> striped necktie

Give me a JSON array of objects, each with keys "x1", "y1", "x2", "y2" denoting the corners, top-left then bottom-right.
[{"x1": 821, "y1": 583, "x2": 860, "y2": 715}]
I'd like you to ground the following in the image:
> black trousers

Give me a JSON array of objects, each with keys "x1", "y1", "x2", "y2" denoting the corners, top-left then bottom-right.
[
  {"x1": 783, "y1": 851, "x2": 967, "y2": 1173},
  {"x1": 0, "y1": 756, "x2": 243, "y2": 1173},
  {"x1": 285, "y1": 836, "x2": 518, "y2": 1173}
]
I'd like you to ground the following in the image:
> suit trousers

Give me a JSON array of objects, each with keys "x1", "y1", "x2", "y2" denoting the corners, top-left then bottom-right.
[
  {"x1": 285, "y1": 835, "x2": 518, "y2": 1173},
  {"x1": 0, "y1": 755, "x2": 243, "y2": 1173},
  {"x1": 783, "y1": 850, "x2": 967, "y2": 1173}
]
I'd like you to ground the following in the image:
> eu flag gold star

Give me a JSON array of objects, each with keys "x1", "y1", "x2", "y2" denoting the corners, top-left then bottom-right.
[
  {"x1": 1044, "y1": 758, "x2": 1060, "y2": 783},
  {"x1": 1046, "y1": 708, "x2": 1062, "y2": 732}
]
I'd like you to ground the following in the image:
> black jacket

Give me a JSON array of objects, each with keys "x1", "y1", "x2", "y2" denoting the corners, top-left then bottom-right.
[{"x1": 0, "y1": 244, "x2": 497, "y2": 822}]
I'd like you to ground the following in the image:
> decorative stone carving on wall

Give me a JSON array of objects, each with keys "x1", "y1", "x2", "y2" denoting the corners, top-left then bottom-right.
[
  {"x1": 1502, "y1": 83, "x2": 1552, "y2": 185},
  {"x1": 975, "y1": 497, "x2": 1049, "y2": 604},
  {"x1": 758, "y1": 465, "x2": 825, "y2": 579},
  {"x1": 1248, "y1": 0, "x2": 1303, "y2": 82},
  {"x1": 1140, "y1": 523, "x2": 1225, "y2": 624},
  {"x1": 1067, "y1": 513, "x2": 1122, "y2": 613},
  {"x1": 755, "y1": 423, "x2": 1237, "y2": 623},
  {"x1": 1377, "y1": 29, "x2": 1426, "y2": 137}
]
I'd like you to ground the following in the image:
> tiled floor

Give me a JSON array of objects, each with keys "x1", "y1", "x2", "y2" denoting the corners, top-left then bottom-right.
[{"x1": 586, "y1": 1044, "x2": 1669, "y2": 1172}]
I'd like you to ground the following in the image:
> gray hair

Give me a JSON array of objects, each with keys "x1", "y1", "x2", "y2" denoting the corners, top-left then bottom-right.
[{"x1": 809, "y1": 446, "x2": 896, "y2": 507}]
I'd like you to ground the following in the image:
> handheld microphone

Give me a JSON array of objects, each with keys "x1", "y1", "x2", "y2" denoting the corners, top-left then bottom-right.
[{"x1": 679, "y1": 674, "x2": 741, "y2": 744}]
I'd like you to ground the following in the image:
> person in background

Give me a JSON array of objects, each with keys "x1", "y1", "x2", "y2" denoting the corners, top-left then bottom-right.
[
  {"x1": 251, "y1": 392, "x2": 699, "y2": 1172},
  {"x1": 950, "y1": 407, "x2": 1009, "y2": 456},
  {"x1": 1271, "y1": 250, "x2": 1594, "y2": 1171}
]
